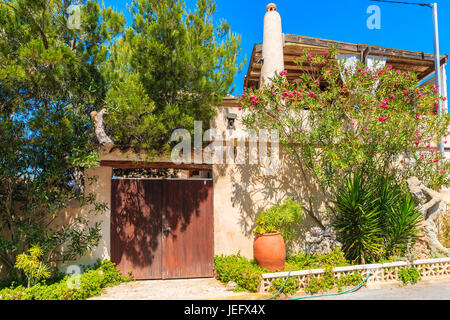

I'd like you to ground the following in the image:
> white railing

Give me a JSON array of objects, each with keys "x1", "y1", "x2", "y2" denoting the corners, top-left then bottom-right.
[{"x1": 259, "y1": 257, "x2": 450, "y2": 292}]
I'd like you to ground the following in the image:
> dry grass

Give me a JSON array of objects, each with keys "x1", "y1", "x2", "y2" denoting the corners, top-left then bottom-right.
[{"x1": 438, "y1": 210, "x2": 450, "y2": 248}]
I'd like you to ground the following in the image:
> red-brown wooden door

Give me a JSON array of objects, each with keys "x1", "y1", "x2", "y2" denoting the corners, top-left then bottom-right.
[
  {"x1": 162, "y1": 179, "x2": 214, "y2": 279},
  {"x1": 110, "y1": 179, "x2": 213, "y2": 280}
]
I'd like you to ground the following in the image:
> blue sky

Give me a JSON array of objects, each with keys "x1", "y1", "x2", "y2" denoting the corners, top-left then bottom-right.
[{"x1": 103, "y1": 0, "x2": 450, "y2": 95}]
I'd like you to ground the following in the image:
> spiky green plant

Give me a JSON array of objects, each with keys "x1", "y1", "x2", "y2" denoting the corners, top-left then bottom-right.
[
  {"x1": 331, "y1": 173, "x2": 384, "y2": 264},
  {"x1": 381, "y1": 192, "x2": 421, "y2": 257}
]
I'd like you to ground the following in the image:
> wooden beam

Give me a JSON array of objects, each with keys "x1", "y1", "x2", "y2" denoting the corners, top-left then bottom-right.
[{"x1": 100, "y1": 160, "x2": 212, "y2": 171}]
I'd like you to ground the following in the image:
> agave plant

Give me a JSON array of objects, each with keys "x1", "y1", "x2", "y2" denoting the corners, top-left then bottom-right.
[
  {"x1": 331, "y1": 172, "x2": 422, "y2": 264},
  {"x1": 380, "y1": 192, "x2": 421, "y2": 257},
  {"x1": 331, "y1": 173, "x2": 384, "y2": 264}
]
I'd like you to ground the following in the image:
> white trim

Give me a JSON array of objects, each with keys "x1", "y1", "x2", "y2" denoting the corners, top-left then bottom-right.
[{"x1": 261, "y1": 257, "x2": 450, "y2": 279}]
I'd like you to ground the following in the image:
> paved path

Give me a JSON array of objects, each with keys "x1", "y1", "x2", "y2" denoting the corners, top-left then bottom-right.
[
  {"x1": 90, "y1": 278, "x2": 449, "y2": 300},
  {"x1": 291, "y1": 279, "x2": 450, "y2": 300},
  {"x1": 89, "y1": 278, "x2": 259, "y2": 300}
]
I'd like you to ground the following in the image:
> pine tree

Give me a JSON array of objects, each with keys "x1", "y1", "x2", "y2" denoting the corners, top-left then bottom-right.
[
  {"x1": 103, "y1": 0, "x2": 244, "y2": 154},
  {"x1": 0, "y1": 0, "x2": 125, "y2": 278}
]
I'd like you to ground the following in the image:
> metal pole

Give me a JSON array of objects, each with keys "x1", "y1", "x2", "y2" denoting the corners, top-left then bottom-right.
[{"x1": 432, "y1": 2, "x2": 445, "y2": 155}]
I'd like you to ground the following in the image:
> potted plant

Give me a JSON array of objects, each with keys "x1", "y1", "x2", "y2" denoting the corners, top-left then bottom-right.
[{"x1": 253, "y1": 199, "x2": 304, "y2": 271}]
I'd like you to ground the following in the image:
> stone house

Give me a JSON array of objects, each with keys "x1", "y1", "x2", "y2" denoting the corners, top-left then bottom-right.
[{"x1": 57, "y1": 3, "x2": 449, "y2": 280}]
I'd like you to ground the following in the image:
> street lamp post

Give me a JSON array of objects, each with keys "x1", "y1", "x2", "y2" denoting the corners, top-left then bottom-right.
[{"x1": 431, "y1": 3, "x2": 445, "y2": 155}]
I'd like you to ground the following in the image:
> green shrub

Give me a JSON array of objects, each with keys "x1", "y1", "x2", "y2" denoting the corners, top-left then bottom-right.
[
  {"x1": 215, "y1": 249, "x2": 361, "y2": 296},
  {"x1": 214, "y1": 254, "x2": 264, "y2": 293},
  {"x1": 269, "y1": 276, "x2": 297, "y2": 296},
  {"x1": 335, "y1": 272, "x2": 363, "y2": 292},
  {"x1": 398, "y1": 267, "x2": 421, "y2": 285},
  {"x1": 286, "y1": 247, "x2": 349, "y2": 270},
  {"x1": 304, "y1": 267, "x2": 335, "y2": 294},
  {"x1": 14, "y1": 245, "x2": 50, "y2": 288},
  {"x1": 0, "y1": 259, "x2": 131, "y2": 300},
  {"x1": 253, "y1": 199, "x2": 304, "y2": 245}
]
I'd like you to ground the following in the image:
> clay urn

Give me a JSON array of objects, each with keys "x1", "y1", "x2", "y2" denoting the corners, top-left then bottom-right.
[{"x1": 253, "y1": 231, "x2": 286, "y2": 271}]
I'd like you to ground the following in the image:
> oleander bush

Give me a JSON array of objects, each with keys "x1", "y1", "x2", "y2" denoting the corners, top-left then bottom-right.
[
  {"x1": 239, "y1": 47, "x2": 450, "y2": 258},
  {"x1": 0, "y1": 260, "x2": 131, "y2": 300}
]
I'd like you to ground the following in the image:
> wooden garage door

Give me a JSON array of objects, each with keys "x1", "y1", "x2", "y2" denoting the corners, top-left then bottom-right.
[{"x1": 110, "y1": 179, "x2": 213, "y2": 280}]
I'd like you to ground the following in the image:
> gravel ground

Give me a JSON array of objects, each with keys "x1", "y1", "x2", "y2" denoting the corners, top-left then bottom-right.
[
  {"x1": 89, "y1": 278, "x2": 253, "y2": 300},
  {"x1": 89, "y1": 277, "x2": 450, "y2": 300},
  {"x1": 290, "y1": 278, "x2": 450, "y2": 300}
]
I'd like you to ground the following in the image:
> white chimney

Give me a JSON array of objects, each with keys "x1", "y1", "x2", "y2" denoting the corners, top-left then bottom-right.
[{"x1": 260, "y1": 3, "x2": 284, "y2": 86}]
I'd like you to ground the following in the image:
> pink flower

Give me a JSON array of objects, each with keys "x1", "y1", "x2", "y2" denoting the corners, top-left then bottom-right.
[
  {"x1": 314, "y1": 80, "x2": 319, "y2": 84},
  {"x1": 415, "y1": 114, "x2": 421, "y2": 119},
  {"x1": 324, "y1": 59, "x2": 328, "y2": 63},
  {"x1": 433, "y1": 159, "x2": 439, "y2": 163},
  {"x1": 318, "y1": 100, "x2": 322, "y2": 105},
  {"x1": 414, "y1": 141, "x2": 420, "y2": 145},
  {"x1": 443, "y1": 97, "x2": 447, "y2": 101},
  {"x1": 324, "y1": 50, "x2": 328, "y2": 57},
  {"x1": 238, "y1": 107, "x2": 242, "y2": 111},
  {"x1": 357, "y1": 67, "x2": 362, "y2": 72},
  {"x1": 307, "y1": 54, "x2": 313, "y2": 60},
  {"x1": 403, "y1": 90, "x2": 407, "y2": 95},
  {"x1": 351, "y1": 122, "x2": 355, "y2": 126}
]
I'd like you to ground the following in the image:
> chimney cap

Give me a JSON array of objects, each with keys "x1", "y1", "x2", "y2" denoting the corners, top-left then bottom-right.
[{"x1": 266, "y1": 3, "x2": 277, "y2": 12}]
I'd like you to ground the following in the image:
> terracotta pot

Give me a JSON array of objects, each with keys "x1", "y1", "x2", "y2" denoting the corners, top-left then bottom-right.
[{"x1": 253, "y1": 231, "x2": 286, "y2": 271}]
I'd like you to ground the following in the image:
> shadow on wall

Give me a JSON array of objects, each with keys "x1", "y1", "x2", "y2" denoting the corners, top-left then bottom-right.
[{"x1": 216, "y1": 149, "x2": 329, "y2": 252}]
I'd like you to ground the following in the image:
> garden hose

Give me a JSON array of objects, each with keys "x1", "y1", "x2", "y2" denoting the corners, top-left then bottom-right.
[
  {"x1": 264, "y1": 271, "x2": 372, "y2": 300},
  {"x1": 264, "y1": 271, "x2": 292, "y2": 300}
]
